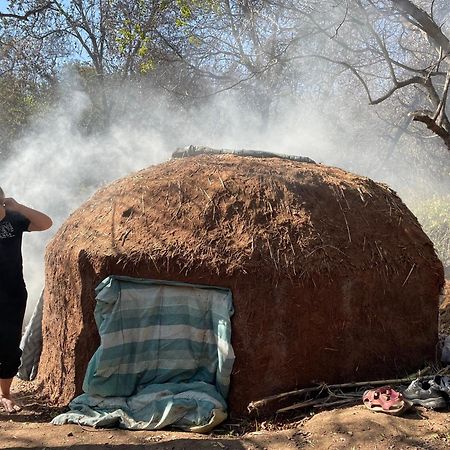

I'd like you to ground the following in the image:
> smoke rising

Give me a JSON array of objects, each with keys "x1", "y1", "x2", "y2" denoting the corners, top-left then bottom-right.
[{"x1": 1, "y1": 67, "x2": 449, "y2": 320}]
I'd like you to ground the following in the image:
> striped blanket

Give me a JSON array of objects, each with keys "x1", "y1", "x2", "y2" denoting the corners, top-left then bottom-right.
[{"x1": 52, "y1": 276, "x2": 235, "y2": 432}]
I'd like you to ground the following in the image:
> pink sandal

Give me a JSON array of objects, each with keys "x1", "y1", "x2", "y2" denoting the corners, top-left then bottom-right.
[{"x1": 363, "y1": 386, "x2": 411, "y2": 415}]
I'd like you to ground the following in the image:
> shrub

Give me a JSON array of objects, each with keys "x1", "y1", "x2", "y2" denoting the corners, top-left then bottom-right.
[{"x1": 413, "y1": 194, "x2": 450, "y2": 276}]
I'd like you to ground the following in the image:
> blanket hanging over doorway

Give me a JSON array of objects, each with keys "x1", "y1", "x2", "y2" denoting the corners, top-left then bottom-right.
[{"x1": 52, "y1": 276, "x2": 234, "y2": 432}]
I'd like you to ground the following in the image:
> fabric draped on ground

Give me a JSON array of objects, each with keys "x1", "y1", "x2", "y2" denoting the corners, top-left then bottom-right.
[
  {"x1": 18, "y1": 290, "x2": 44, "y2": 381},
  {"x1": 52, "y1": 276, "x2": 234, "y2": 432}
]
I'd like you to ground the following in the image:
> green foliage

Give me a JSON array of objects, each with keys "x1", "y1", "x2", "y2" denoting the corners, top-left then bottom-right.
[
  {"x1": 115, "y1": 17, "x2": 154, "y2": 74},
  {"x1": 188, "y1": 35, "x2": 201, "y2": 46},
  {"x1": 116, "y1": 20, "x2": 150, "y2": 57},
  {"x1": 173, "y1": 0, "x2": 217, "y2": 51},
  {"x1": 140, "y1": 59, "x2": 155, "y2": 74},
  {"x1": 413, "y1": 195, "x2": 450, "y2": 271},
  {"x1": 175, "y1": 0, "x2": 217, "y2": 27}
]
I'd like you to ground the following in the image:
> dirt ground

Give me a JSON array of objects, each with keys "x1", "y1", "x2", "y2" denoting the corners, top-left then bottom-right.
[
  {"x1": 3, "y1": 383, "x2": 450, "y2": 450},
  {"x1": 2, "y1": 280, "x2": 449, "y2": 450}
]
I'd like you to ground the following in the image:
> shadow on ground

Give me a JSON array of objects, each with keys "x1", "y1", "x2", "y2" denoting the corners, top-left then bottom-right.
[{"x1": 2, "y1": 443, "x2": 246, "y2": 450}]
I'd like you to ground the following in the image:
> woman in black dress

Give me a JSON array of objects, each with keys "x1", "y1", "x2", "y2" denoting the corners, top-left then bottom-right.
[{"x1": 0, "y1": 187, "x2": 52, "y2": 413}]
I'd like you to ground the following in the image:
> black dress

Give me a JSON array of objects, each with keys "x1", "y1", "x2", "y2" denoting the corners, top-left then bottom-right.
[{"x1": 0, "y1": 211, "x2": 30, "y2": 379}]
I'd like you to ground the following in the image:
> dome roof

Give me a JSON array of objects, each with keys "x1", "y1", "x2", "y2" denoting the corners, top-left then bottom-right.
[{"x1": 50, "y1": 153, "x2": 435, "y2": 280}]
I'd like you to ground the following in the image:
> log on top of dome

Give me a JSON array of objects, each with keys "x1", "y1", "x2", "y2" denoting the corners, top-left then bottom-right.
[
  {"x1": 37, "y1": 149, "x2": 444, "y2": 416},
  {"x1": 171, "y1": 145, "x2": 317, "y2": 164}
]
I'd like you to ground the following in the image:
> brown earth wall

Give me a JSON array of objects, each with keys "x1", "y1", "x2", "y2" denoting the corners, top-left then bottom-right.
[{"x1": 38, "y1": 251, "x2": 441, "y2": 416}]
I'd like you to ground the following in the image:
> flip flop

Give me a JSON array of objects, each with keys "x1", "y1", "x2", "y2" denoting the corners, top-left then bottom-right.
[{"x1": 363, "y1": 386, "x2": 411, "y2": 416}]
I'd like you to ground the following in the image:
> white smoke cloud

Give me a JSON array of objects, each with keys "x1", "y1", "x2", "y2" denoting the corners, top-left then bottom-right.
[{"x1": 1, "y1": 68, "x2": 448, "y2": 320}]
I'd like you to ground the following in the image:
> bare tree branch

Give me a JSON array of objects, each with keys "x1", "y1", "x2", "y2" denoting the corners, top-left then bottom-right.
[
  {"x1": 392, "y1": 0, "x2": 450, "y2": 55},
  {"x1": 412, "y1": 113, "x2": 450, "y2": 148},
  {"x1": 433, "y1": 69, "x2": 450, "y2": 124},
  {"x1": 0, "y1": 2, "x2": 52, "y2": 20},
  {"x1": 331, "y1": 0, "x2": 349, "y2": 39}
]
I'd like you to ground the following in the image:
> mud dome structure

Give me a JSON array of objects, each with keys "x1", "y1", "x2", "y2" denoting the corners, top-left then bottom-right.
[{"x1": 37, "y1": 150, "x2": 444, "y2": 414}]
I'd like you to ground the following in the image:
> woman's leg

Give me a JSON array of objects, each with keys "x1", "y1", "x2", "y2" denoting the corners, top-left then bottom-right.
[{"x1": 0, "y1": 288, "x2": 27, "y2": 413}]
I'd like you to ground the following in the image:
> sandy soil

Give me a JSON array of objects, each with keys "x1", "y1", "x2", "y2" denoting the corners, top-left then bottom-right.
[{"x1": 3, "y1": 380, "x2": 450, "y2": 450}]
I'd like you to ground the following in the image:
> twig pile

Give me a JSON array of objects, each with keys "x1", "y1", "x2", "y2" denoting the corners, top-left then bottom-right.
[{"x1": 248, "y1": 366, "x2": 450, "y2": 415}]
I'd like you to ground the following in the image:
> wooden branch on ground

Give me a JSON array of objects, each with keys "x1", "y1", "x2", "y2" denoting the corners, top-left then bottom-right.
[
  {"x1": 277, "y1": 396, "x2": 331, "y2": 413},
  {"x1": 277, "y1": 395, "x2": 361, "y2": 413},
  {"x1": 248, "y1": 366, "x2": 434, "y2": 412},
  {"x1": 313, "y1": 398, "x2": 360, "y2": 410}
]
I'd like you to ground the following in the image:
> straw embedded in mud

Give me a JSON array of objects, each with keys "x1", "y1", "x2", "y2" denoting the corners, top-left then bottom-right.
[{"x1": 37, "y1": 153, "x2": 444, "y2": 416}]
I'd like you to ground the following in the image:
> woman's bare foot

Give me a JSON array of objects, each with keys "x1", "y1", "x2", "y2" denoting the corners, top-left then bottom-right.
[{"x1": 0, "y1": 395, "x2": 22, "y2": 413}]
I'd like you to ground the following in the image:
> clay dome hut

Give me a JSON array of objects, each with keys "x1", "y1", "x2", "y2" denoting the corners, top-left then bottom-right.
[{"x1": 37, "y1": 148, "x2": 444, "y2": 415}]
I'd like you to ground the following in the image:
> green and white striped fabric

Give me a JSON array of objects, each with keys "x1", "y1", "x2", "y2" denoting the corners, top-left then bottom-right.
[{"x1": 52, "y1": 276, "x2": 235, "y2": 432}]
